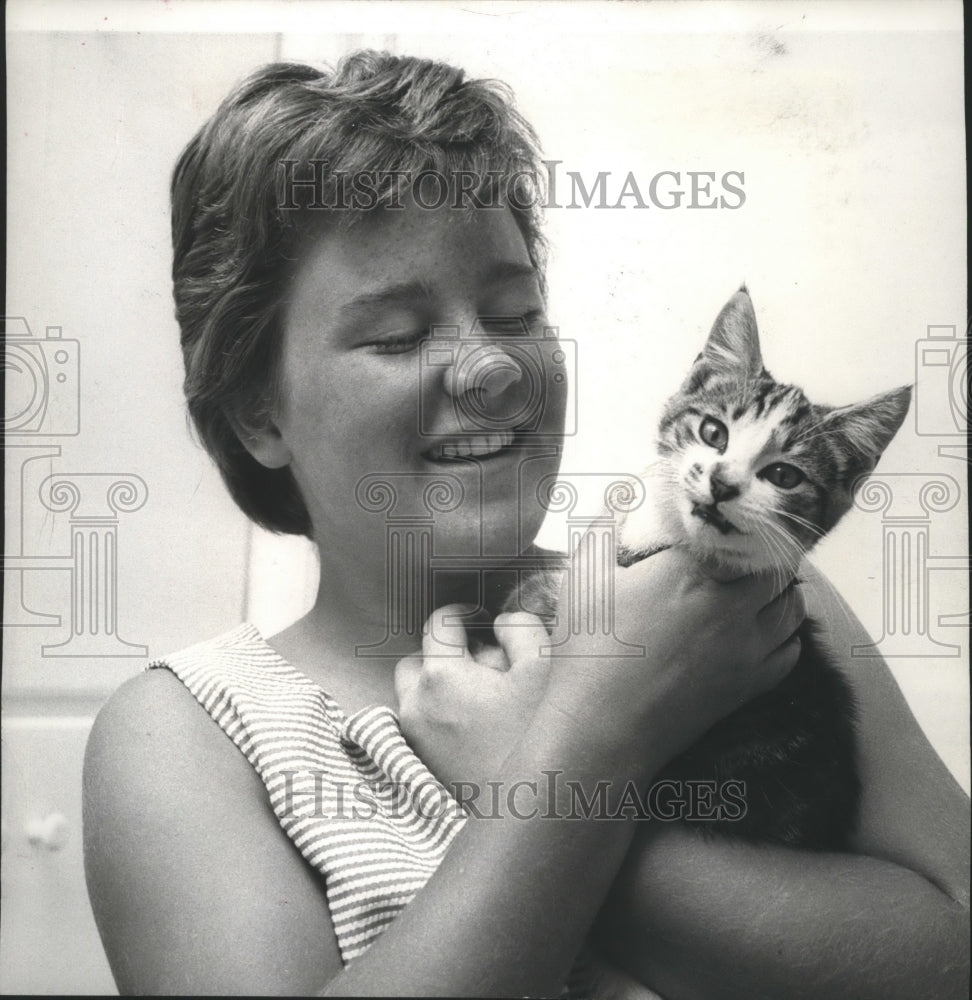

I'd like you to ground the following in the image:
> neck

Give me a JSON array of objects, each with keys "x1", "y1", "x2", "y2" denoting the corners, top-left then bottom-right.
[
  {"x1": 266, "y1": 543, "x2": 547, "y2": 715},
  {"x1": 289, "y1": 538, "x2": 550, "y2": 658}
]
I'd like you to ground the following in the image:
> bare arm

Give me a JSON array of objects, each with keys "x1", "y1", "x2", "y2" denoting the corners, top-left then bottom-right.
[
  {"x1": 595, "y1": 562, "x2": 970, "y2": 1000},
  {"x1": 81, "y1": 664, "x2": 663, "y2": 997},
  {"x1": 85, "y1": 669, "x2": 643, "y2": 997},
  {"x1": 83, "y1": 550, "x2": 799, "y2": 996},
  {"x1": 83, "y1": 669, "x2": 346, "y2": 995}
]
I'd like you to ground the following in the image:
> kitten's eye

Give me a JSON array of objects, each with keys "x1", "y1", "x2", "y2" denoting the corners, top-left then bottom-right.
[
  {"x1": 760, "y1": 463, "x2": 805, "y2": 489},
  {"x1": 699, "y1": 416, "x2": 728, "y2": 450}
]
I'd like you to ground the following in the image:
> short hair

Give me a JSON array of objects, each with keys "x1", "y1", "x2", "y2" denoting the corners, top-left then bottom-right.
[{"x1": 171, "y1": 51, "x2": 547, "y2": 537}]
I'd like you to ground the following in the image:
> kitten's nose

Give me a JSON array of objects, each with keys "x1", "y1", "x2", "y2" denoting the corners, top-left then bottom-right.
[{"x1": 710, "y1": 469, "x2": 740, "y2": 503}]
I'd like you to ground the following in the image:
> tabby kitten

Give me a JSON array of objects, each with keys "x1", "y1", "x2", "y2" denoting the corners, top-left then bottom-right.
[{"x1": 507, "y1": 287, "x2": 911, "y2": 849}]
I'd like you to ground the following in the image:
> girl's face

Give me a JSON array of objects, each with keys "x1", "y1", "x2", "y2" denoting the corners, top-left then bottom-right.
[{"x1": 250, "y1": 199, "x2": 567, "y2": 575}]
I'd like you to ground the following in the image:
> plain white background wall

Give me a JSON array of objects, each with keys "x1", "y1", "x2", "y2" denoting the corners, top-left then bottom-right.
[
  {"x1": 3, "y1": 2, "x2": 967, "y2": 994},
  {"x1": 4, "y1": 21, "x2": 278, "y2": 995}
]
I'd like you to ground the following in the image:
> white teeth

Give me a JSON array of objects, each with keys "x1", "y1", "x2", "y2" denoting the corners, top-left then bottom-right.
[{"x1": 431, "y1": 432, "x2": 515, "y2": 460}]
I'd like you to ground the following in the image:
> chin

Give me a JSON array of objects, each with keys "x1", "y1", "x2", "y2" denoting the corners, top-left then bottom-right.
[
  {"x1": 679, "y1": 516, "x2": 800, "y2": 576},
  {"x1": 692, "y1": 542, "x2": 788, "y2": 576},
  {"x1": 430, "y1": 505, "x2": 542, "y2": 561}
]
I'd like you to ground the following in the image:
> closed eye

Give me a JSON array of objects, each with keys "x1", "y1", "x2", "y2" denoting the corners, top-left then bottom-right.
[
  {"x1": 369, "y1": 330, "x2": 428, "y2": 354},
  {"x1": 759, "y1": 462, "x2": 805, "y2": 489},
  {"x1": 369, "y1": 311, "x2": 544, "y2": 354},
  {"x1": 477, "y1": 311, "x2": 545, "y2": 336}
]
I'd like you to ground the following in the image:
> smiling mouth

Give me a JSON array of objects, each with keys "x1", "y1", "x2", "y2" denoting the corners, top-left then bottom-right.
[
  {"x1": 425, "y1": 431, "x2": 517, "y2": 461},
  {"x1": 691, "y1": 501, "x2": 738, "y2": 535}
]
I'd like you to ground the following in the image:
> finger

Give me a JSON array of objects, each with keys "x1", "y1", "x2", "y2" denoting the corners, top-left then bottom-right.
[
  {"x1": 493, "y1": 611, "x2": 552, "y2": 670},
  {"x1": 475, "y1": 643, "x2": 513, "y2": 673},
  {"x1": 422, "y1": 603, "x2": 474, "y2": 659},
  {"x1": 618, "y1": 545, "x2": 695, "y2": 586},
  {"x1": 725, "y1": 564, "x2": 800, "y2": 608},
  {"x1": 757, "y1": 580, "x2": 807, "y2": 645},
  {"x1": 393, "y1": 651, "x2": 424, "y2": 707},
  {"x1": 626, "y1": 548, "x2": 795, "y2": 605},
  {"x1": 695, "y1": 553, "x2": 749, "y2": 584}
]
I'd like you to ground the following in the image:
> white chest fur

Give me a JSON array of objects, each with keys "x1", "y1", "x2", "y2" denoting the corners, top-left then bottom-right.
[{"x1": 614, "y1": 461, "x2": 683, "y2": 562}]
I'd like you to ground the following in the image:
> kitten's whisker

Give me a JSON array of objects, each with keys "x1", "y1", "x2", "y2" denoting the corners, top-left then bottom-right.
[
  {"x1": 769, "y1": 507, "x2": 826, "y2": 540},
  {"x1": 767, "y1": 515, "x2": 854, "y2": 625},
  {"x1": 760, "y1": 520, "x2": 856, "y2": 631},
  {"x1": 769, "y1": 507, "x2": 821, "y2": 530},
  {"x1": 753, "y1": 520, "x2": 792, "y2": 597},
  {"x1": 771, "y1": 512, "x2": 856, "y2": 635},
  {"x1": 763, "y1": 520, "x2": 806, "y2": 587},
  {"x1": 795, "y1": 560, "x2": 856, "y2": 633}
]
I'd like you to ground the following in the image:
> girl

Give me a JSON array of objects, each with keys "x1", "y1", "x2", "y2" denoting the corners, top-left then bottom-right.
[{"x1": 83, "y1": 52, "x2": 968, "y2": 998}]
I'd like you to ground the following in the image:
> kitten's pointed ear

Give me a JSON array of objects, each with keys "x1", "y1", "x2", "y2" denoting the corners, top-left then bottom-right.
[
  {"x1": 822, "y1": 384, "x2": 913, "y2": 486},
  {"x1": 700, "y1": 286, "x2": 763, "y2": 380}
]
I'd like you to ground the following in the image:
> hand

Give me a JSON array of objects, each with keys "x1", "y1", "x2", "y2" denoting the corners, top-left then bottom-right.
[
  {"x1": 543, "y1": 546, "x2": 806, "y2": 779},
  {"x1": 395, "y1": 605, "x2": 552, "y2": 793}
]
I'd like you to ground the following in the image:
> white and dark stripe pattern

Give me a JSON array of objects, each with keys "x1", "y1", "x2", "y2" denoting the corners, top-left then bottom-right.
[{"x1": 149, "y1": 623, "x2": 467, "y2": 964}]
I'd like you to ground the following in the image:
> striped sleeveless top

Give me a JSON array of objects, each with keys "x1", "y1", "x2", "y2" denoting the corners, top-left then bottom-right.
[{"x1": 149, "y1": 623, "x2": 467, "y2": 965}]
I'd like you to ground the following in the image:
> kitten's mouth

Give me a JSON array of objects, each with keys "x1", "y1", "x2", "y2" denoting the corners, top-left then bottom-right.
[{"x1": 691, "y1": 501, "x2": 738, "y2": 535}]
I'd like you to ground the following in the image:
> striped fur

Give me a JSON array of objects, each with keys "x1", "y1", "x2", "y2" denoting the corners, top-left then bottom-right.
[
  {"x1": 504, "y1": 289, "x2": 910, "y2": 849},
  {"x1": 621, "y1": 288, "x2": 912, "y2": 575}
]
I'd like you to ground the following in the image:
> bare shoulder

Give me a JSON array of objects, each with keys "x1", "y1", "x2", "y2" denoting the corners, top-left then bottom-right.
[
  {"x1": 84, "y1": 667, "x2": 263, "y2": 860},
  {"x1": 84, "y1": 668, "x2": 343, "y2": 994},
  {"x1": 85, "y1": 667, "x2": 251, "y2": 803}
]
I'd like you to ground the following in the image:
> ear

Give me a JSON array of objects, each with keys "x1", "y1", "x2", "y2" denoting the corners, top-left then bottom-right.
[
  {"x1": 699, "y1": 285, "x2": 763, "y2": 381},
  {"x1": 822, "y1": 384, "x2": 913, "y2": 486},
  {"x1": 227, "y1": 411, "x2": 292, "y2": 470}
]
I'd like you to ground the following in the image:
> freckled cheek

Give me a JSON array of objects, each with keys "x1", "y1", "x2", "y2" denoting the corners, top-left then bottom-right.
[
  {"x1": 282, "y1": 368, "x2": 420, "y2": 467},
  {"x1": 279, "y1": 358, "x2": 335, "y2": 411}
]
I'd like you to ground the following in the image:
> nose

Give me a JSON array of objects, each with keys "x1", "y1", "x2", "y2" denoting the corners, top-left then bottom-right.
[
  {"x1": 444, "y1": 343, "x2": 523, "y2": 400},
  {"x1": 709, "y1": 467, "x2": 740, "y2": 503}
]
